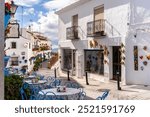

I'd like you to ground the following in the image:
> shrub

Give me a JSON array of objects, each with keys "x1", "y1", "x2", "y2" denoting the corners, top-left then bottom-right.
[{"x1": 5, "y1": 75, "x2": 24, "y2": 100}]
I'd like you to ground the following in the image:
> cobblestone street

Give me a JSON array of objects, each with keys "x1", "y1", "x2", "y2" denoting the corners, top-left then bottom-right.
[{"x1": 37, "y1": 63, "x2": 150, "y2": 100}]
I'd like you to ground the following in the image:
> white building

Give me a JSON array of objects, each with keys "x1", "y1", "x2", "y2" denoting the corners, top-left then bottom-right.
[
  {"x1": 32, "y1": 32, "x2": 52, "y2": 60},
  {"x1": 56, "y1": 0, "x2": 150, "y2": 85},
  {"x1": 5, "y1": 23, "x2": 52, "y2": 73},
  {"x1": 5, "y1": 27, "x2": 35, "y2": 72}
]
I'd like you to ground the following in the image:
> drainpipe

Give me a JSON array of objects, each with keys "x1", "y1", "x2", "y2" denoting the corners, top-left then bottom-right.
[{"x1": 0, "y1": 0, "x2": 4, "y2": 100}]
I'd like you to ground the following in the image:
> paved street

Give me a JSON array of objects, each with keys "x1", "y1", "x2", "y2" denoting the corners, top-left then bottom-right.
[{"x1": 37, "y1": 61, "x2": 150, "y2": 100}]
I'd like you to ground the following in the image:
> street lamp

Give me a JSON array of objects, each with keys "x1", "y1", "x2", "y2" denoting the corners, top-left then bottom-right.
[{"x1": 10, "y1": 1, "x2": 18, "y2": 16}]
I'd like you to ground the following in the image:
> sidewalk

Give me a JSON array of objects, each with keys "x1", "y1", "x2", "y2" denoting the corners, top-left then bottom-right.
[{"x1": 37, "y1": 64, "x2": 150, "y2": 100}]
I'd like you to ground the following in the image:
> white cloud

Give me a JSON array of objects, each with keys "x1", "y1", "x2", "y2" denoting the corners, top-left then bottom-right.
[
  {"x1": 43, "y1": 0, "x2": 78, "y2": 10},
  {"x1": 31, "y1": 11, "x2": 58, "y2": 42},
  {"x1": 24, "y1": 8, "x2": 35, "y2": 16},
  {"x1": 13, "y1": 0, "x2": 41, "y2": 7}
]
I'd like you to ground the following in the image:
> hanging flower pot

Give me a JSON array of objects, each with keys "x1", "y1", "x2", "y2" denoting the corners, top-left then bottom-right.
[
  {"x1": 143, "y1": 46, "x2": 147, "y2": 51},
  {"x1": 120, "y1": 61, "x2": 125, "y2": 65},
  {"x1": 146, "y1": 55, "x2": 150, "y2": 60},
  {"x1": 143, "y1": 61, "x2": 148, "y2": 66},
  {"x1": 121, "y1": 43, "x2": 124, "y2": 47},
  {"x1": 104, "y1": 60, "x2": 108, "y2": 64},
  {"x1": 99, "y1": 44, "x2": 103, "y2": 49},
  {"x1": 139, "y1": 56, "x2": 144, "y2": 60},
  {"x1": 140, "y1": 66, "x2": 144, "y2": 71}
]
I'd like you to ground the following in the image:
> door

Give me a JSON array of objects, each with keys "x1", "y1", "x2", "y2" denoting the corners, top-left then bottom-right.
[
  {"x1": 112, "y1": 46, "x2": 121, "y2": 81},
  {"x1": 94, "y1": 5, "x2": 104, "y2": 21},
  {"x1": 72, "y1": 14, "x2": 78, "y2": 26}
]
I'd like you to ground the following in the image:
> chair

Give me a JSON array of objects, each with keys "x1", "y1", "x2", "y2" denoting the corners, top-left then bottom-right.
[
  {"x1": 20, "y1": 87, "x2": 28, "y2": 100},
  {"x1": 30, "y1": 90, "x2": 45, "y2": 100},
  {"x1": 45, "y1": 91, "x2": 57, "y2": 100},
  {"x1": 46, "y1": 76, "x2": 55, "y2": 84},
  {"x1": 50, "y1": 79, "x2": 61, "y2": 87},
  {"x1": 79, "y1": 88, "x2": 86, "y2": 100},
  {"x1": 31, "y1": 72, "x2": 37, "y2": 76},
  {"x1": 64, "y1": 82, "x2": 72, "y2": 88},
  {"x1": 71, "y1": 82, "x2": 79, "y2": 89},
  {"x1": 37, "y1": 74, "x2": 45, "y2": 80},
  {"x1": 96, "y1": 90, "x2": 109, "y2": 100}
]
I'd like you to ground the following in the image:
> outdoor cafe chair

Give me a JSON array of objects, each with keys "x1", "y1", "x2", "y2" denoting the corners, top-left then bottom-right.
[
  {"x1": 45, "y1": 91, "x2": 57, "y2": 100},
  {"x1": 71, "y1": 82, "x2": 80, "y2": 89},
  {"x1": 64, "y1": 82, "x2": 72, "y2": 88},
  {"x1": 49, "y1": 79, "x2": 61, "y2": 88},
  {"x1": 30, "y1": 90, "x2": 45, "y2": 100},
  {"x1": 78, "y1": 88, "x2": 86, "y2": 100},
  {"x1": 46, "y1": 76, "x2": 55, "y2": 83},
  {"x1": 96, "y1": 90, "x2": 109, "y2": 100},
  {"x1": 20, "y1": 87, "x2": 28, "y2": 100}
]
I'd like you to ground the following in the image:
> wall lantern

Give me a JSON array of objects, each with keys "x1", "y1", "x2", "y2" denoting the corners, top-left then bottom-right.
[{"x1": 10, "y1": 1, "x2": 18, "y2": 16}]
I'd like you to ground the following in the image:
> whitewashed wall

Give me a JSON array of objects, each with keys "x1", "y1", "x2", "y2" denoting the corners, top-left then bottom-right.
[
  {"x1": 126, "y1": 0, "x2": 150, "y2": 85},
  {"x1": 58, "y1": 0, "x2": 130, "y2": 81}
]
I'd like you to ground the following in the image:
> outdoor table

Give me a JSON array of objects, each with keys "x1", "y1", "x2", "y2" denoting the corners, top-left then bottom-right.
[
  {"x1": 25, "y1": 80, "x2": 47, "y2": 85},
  {"x1": 39, "y1": 88, "x2": 81, "y2": 100},
  {"x1": 24, "y1": 75, "x2": 36, "y2": 80}
]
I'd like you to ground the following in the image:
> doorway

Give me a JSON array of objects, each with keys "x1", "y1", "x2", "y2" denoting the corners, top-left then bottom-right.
[{"x1": 112, "y1": 46, "x2": 121, "y2": 81}]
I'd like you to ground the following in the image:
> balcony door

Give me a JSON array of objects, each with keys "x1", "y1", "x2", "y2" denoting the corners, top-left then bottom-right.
[
  {"x1": 94, "y1": 5, "x2": 104, "y2": 21},
  {"x1": 94, "y1": 5, "x2": 104, "y2": 34},
  {"x1": 71, "y1": 14, "x2": 78, "y2": 39},
  {"x1": 72, "y1": 14, "x2": 78, "y2": 26}
]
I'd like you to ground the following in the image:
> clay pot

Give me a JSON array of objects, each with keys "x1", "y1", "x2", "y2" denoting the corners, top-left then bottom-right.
[{"x1": 139, "y1": 56, "x2": 144, "y2": 60}]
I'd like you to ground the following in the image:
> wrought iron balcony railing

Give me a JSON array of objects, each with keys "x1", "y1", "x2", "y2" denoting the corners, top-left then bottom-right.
[
  {"x1": 87, "y1": 19, "x2": 106, "y2": 37},
  {"x1": 66, "y1": 26, "x2": 79, "y2": 40}
]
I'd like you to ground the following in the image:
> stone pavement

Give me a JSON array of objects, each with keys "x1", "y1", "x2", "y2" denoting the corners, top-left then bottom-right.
[{"x1": 36, "y1": 63, "x2": 150, "y2": 100}]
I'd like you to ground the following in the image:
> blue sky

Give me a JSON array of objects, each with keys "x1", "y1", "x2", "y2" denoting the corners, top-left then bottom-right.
[{"x1": 6, "y1": 0, "x2": 78, "y2": 50}]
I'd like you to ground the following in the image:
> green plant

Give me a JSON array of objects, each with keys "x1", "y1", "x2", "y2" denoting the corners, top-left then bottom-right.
[
  {"x1": 33, "y1": 57, "x2": 42, "y2": 71},
  {"x1": 5, "y1": 75, "x2": 24, "y2": 100}
]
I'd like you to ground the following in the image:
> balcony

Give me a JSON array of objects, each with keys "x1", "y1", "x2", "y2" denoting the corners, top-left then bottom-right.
[
  {"x1": 87, "y1": 19, "x2": 106, "y2": 37},
  {"x1": 66, "y1": 26, "x2": 79, "y2": 40}
]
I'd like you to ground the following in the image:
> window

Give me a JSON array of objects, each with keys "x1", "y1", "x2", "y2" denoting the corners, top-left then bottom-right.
[
  {"x1": 85, "y1": 50, "x2": 104, "y2": 75},
  {"x1": 11, "y1": 42, "x2": 16, "y2": 49},
  {"x1": 63, "y1": 49, "x2": 72, "y2": 70},
  {"x1": 11, "y1": 57, "x2": 18, "y2": 66}
]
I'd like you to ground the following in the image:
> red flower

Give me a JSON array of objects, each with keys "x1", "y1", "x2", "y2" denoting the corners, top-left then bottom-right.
[
  {"x1": 5, "y1": 2, "x2": 11, "y2": 14},
  {"x1": 5, "y1": 3, "x2": 11, "y2": 10}
]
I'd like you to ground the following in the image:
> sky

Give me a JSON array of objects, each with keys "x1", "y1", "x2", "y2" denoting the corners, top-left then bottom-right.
[{"x1": 6, "y1": 0, "x2": 78, "y2": 50}]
